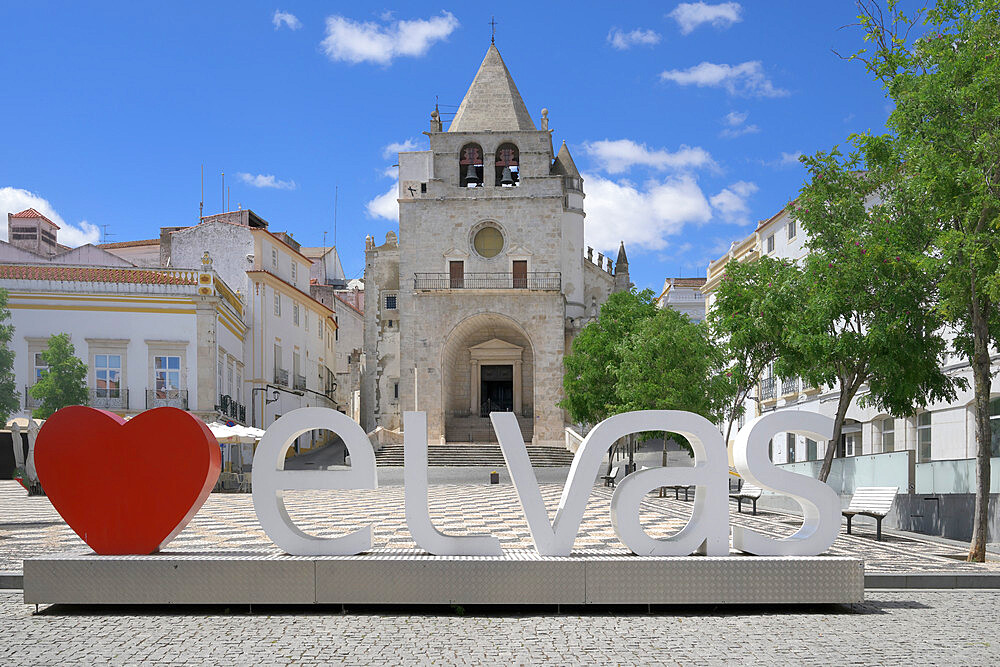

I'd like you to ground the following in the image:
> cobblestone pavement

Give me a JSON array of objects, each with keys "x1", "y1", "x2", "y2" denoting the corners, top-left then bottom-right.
[
  {"x1": 1, "y1": 590, "x2": 998, "y2": 665},
  {"x1": 1, "y1": 480, "x2": 997, "y2": 573}
]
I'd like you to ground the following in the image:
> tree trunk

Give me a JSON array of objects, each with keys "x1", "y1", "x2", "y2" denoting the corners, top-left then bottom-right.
[
  {"x1": 818, "y1": 382, "x2": 857, "y2": 483},
  {"x1": 968, "y1": 301, "x2": 992, "y2": 562}
]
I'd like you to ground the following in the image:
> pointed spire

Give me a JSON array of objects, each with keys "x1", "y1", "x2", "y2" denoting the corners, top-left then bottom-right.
[
  {"x1": 449, "y1": 45, "x2": 536, "y2": 133},
  {"x1": 616, "y1": 241, "x2": 629, "y2": 268},
  {"x1": 551, "y1": 140, "x2": 581, "y2": 177}
]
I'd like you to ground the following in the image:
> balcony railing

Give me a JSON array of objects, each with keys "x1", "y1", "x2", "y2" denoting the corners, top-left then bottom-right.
[
  {"x1": 274, "y1": 368, "x2": 289, "y2": 386},
  {"x1": 293, "y1": 374, "x2": 307, "y2": 391},
  {"x1": 217, "y1": 394, "x2": 247, "y2": 424},
  {"x1": 414, "y1": 272, "x2": 561, "y2": 291},
  {"x1": 146, "y1": 389, "x2": 188, "y2": 410},
  {"x1": 781, "y1": 377, "x2": 798, "y2": 396},
  {"x1": 759, "y1": 377, "x2": 776, "y2": 401},
  {"x1": 89, "y1": 388, "x2": 128, "y2": 410}
]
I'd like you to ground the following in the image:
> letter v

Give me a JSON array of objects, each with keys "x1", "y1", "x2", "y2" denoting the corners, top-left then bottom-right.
[{"x1": 491, "y1": 412, "x2": 612, "y2": 556}]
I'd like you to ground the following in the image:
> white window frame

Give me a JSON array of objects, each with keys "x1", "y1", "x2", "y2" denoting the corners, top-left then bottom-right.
[
  {"x1": 274, "y1": 291, "x2": 281, "y2": 317},
  {"x1": 384, "y1": 293, "x2": 397, "y2": 310},
  {"x1": 787, "y1": 219, "x2": 797, "y2": 240},
  {"x1": 271, "y1": 247, "x2": 278, "y2": 269},
  {"x1": 86, "y1": 338, "x2": 128, "y2": 402},
  {"x1": 293, "y1": 302, "x2": 300, "y2": 326},
  {"x1": 766, "y1": 234, "x2": 775, "y2": 253},
  {"x1": 291, "y1": 261, "x2": 297, "y2": 285}
]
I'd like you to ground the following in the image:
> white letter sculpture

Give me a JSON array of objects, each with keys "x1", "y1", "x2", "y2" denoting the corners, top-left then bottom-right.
[
  {"x1": 252, "y1": 408, "x2": 377, "y2": 555},
  {"x1": 731, "y1": 411, "x2": 840, "y2": 556},
  {"x1": 607, "y1": 412, "x2": 729, "y2": 556},
  {"x1": 404, "y1": 412, "x2": 502, "y2": 555},
  {"x1": 492, "y1": 410, "x2": 728, "y2": 556}
]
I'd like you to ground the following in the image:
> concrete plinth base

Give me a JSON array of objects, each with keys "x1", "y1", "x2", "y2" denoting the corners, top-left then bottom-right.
[{"x1": 24, "y1": 549, "x2": 864, "y2": 606}]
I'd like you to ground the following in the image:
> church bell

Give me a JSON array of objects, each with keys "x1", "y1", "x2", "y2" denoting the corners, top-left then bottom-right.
[
  {"x1": 465, "y1": 164, "x2": 480, "y2": 185},
  {"x1": 500, "y1": 166, "x2": 514, "y2": 186}
]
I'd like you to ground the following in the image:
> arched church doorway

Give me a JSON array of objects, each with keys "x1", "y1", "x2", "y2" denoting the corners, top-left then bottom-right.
[{"x1": 440, "y1": 312, "x2": 534, "y2": 443}]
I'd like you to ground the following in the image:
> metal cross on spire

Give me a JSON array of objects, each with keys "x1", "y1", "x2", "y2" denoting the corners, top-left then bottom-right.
[{"x1": 490, "y1": 16, "x2": 497, "y2": 44}]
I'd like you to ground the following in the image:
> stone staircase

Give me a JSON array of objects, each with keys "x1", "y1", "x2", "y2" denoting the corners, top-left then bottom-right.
[
  {"x1": 375, "y1": 442, "x2": 575, "y2": 467},
  {"x1": 444, "y1": 414, "x2": 533, "y2": 445}
]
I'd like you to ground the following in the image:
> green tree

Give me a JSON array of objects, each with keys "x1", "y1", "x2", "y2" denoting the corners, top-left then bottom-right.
[
  {"x1": 563, "y1": 289, "x2": 732, "y2": 464},
  {"x1": 848, "y1": 0, "x2": 1000, "y2": 561},
  {"x1": 789, "y1": 148, "x2": 959, "y2": 483},
  {"x1": 29, "y1": 333, "x2": 88, "y2": 419},
  {"x1": 616, "y1": 308, "x2": 727, "y2": 420},
  {"x1": 561, "y1": 289, "x2": 660, "y2": 425},
  {"x1": 709, "y1": 255, "x2": 802, "y2": 448},
  {"x1": 0, "y1": 289, "x2": 20, "y2": 424}
]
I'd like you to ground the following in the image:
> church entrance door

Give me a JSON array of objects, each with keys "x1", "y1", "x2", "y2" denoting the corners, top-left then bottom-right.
[{"x1": 480, "y1": 364, "x2": 514, "y2": 416}]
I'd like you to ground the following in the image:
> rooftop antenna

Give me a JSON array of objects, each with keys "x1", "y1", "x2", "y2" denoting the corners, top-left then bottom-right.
[
  {"x1": 99, "y1": 225, "x2": 115, "y2": 244},
  {"x1": 221, "y1": 171, "x2": 225, "y2": 213},
  {"x1": 199, "y1": 164, "x2": 204, "y2": 220},
  {"x1": 227, "y1": 186, "x2": 231, "y2": 214},
  {"x1": 489, "y1": 16, "x2": 497, "y2": 44},
  {"x1": 333, "y1": 185, "x2": 339, "y2": 250}
]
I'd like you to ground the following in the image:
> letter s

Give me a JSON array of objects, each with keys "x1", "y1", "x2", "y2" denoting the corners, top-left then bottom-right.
[{"x1": 731, "y1": 411, "x2": 840, "y2": 556}]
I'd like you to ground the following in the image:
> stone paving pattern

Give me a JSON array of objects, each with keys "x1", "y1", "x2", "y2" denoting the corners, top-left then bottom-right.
[
  {"x1": 1, "y1": 590, "x2": 999, "y2": 665},
  {"x1": 1, "y1": 481, "x2": 996, "y2": 573}
]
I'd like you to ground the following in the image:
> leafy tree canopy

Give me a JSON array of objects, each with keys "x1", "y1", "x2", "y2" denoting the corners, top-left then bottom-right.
[{"x1": 29, "y1": 333, "x2": 88, "y2": 420}]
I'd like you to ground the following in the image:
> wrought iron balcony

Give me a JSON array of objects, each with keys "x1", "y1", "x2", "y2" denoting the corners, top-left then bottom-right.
[
  {"x1": 293, "y1": 374, "x2": 307, "y2": 391},
  {"x1": 89, "y1": 387, "x2": 128, "y2": 410},
  {"x1": 217, "y1": 394, "x2": 247, "y2": 423},
  {"x1": 781, "y1": 377, "x2": 798, "y2": 396},
  {"x1": 274, "y1": 368, "x2": 289, "y2": 386},
  {"x1": 414, "y1": 272, "x2": 561, "y2": 291},
  {"x1": 146, "y1": 389, "x2": 188, "y2": 410},
  {"x1": 759, "y1": 377, "x2": 776, "y2": 401}
]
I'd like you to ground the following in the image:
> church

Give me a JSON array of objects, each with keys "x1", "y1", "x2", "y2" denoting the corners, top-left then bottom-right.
[{"x1": 363, "y1": 44, "x2": 630, "y2": 447}]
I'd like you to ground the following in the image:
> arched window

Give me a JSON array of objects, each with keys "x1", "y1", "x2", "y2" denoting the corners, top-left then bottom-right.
[
  {"x1": 495, "y1": 143, "x2": 519, "y2": 187},
  {"x1": 459, "y1": 143, "x2": 483, "y2": 187}
]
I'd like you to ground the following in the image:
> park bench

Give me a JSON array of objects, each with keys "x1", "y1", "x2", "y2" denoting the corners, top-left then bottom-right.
[
  {"x1": 730, "y1": 483, "x2": 763, "y2": 515},
  {"x1": 842, "y1": 486, "x2": 898, "y2": 541},
  {"x1": 602, "y1": 466, "x2": 621, "y2": 488}
]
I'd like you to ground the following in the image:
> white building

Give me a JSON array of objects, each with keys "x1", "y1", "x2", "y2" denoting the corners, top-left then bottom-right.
[
  {"x1": 151, "y1": 211, "x2": 340, "y2": 433},
  {"x1": 1, "y1": 249, "x2": 244, "y2": 424},
  {"x1": 704, "y1": 204, "x2": 1000, "y2": 465},
  {"x1": 657, "y1": 277, "x2": 707, "y2": 322}
]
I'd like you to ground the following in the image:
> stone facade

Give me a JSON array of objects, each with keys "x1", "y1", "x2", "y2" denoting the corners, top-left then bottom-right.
[{"x1": 363, "y1": 45, "x2": 628, "y2": 446}]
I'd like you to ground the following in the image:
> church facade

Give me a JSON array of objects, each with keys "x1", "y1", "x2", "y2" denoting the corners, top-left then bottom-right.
[{"x1": 363, "y1": 45, "x2": 629, "y2": 446}]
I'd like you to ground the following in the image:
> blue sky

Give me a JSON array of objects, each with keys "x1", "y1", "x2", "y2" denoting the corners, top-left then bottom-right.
[{"x1": 1, "y1": 2, "x2": 908, "y2": 291}]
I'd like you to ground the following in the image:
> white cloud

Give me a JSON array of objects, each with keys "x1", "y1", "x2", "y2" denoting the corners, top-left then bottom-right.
[
  {"x1": 719, "y1": 110, "x2": 760, "y2": 138},
  {"x1": 660, "y1": 61, "x2": 788, "y2": 98},
  {"x1": 382, "y1": 139, "x2": 419, "y2": 159},
  {"x1": 583, "y1": 139, "x2": 715, "y2": 174},
  {"x1": 366, "y1": 183, "x2": 398, "y2": 221},
  {"x1": 710, "y1": 180, "x2": 758, "y2": 224},
  {"x1": 607, "y1": 28, "x2": 661, "y2": 50},
  {"x1": 0, "y1": 187, "x2": 99, "y2": 247},
  {"x1": 669, "y1": 2, "x2": 743, "y2": 34},
  {"x1": 321, "y1": 11, "x2": 458, "y2": 65},
  {"x1": 780, "y1": 151, "x2": 803, "y2": 165},
  {"x1": 582, "y1": 173, "x2": 713, "y2": 252},
  {"x1": 237, "y1": 173, "x2": 297, "y2": 190},
  {"x1": 272, "y1": 10, "x2": 302, "y2": 31},
  {"x1": 760, "y1": 151, "x2": 804, "y2": 168}
]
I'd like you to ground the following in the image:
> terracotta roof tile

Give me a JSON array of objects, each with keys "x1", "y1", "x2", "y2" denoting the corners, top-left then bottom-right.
[
  {"x1": 9, "y1": 208, "x2": 60, "y2": 229},
  {"x1": 671, "y1": 278, "x2": 707, "y2": 287},
  {"x1": 0, "y1": 264, "x2": 196, "y2": 285},
  {"x1": 98, "y1": 239, "x2": 159, "y2": 249}
]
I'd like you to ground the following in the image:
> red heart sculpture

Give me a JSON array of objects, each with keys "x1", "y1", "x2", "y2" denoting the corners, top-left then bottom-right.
[{"x1": 35, "y1": 406, "x2": 220, "y2": 555}]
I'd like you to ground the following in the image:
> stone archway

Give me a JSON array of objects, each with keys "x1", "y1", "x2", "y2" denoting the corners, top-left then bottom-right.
[{"x1": 440, "y1": 312, "x2": 534, "y2": 442}]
